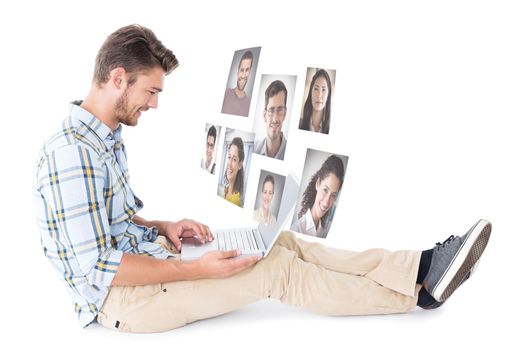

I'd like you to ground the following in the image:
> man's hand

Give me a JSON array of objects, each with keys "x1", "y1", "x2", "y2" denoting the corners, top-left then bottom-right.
[
  {"x1": 112, "y1": 250, "x2": 261, "y2": 286},
  {"x1": 117, "y1": 217, "x2": 259, "y2": 285},
  {"x1": 131, "y1": 216, "x2": 213, "y2": 251},
  {"x1": 162, "y1": 219, "x2": 214, "y2": 250},
  {"x1": 188, "y1": 250, "x2": 261, "y2": 280}
]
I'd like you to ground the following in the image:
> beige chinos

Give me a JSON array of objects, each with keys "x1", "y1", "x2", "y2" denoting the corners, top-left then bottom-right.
[{"x1": 97, "y1": 231, "x2": 422, "y2": 333}]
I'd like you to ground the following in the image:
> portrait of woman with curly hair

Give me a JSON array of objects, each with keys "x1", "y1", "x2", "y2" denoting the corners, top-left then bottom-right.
[{"x1": 291, "y1": 150, "x2": 347, "y2": 238}]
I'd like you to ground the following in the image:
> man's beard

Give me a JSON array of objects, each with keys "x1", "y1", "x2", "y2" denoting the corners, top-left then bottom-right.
[
  {"x1": 114, "y1": 88, "x2": 136, "y2": 126},
  {"x1": 237, "y1": 77, "x2": 247, "y2": 91}
]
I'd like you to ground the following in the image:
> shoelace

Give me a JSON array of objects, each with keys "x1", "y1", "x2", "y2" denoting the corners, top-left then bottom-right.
[{"x1": 435, "y1": 235, "x2": 457, "y2": 250}]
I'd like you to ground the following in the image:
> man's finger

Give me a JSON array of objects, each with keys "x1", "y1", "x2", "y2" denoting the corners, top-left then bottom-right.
[
  {"x1": 186, "y1": 221, "x2": 207, "y2": 243},
  {"x1": 180, "y1": 229, "x2": 198, "y2": 238},
  {"x1": 171, "y1": 235, "x2": 182, "y2": 251},
  {"x1": 204, "y1": 225, "x2": 214, "y2": 241},
  {"x1": 181, "y1": 220, "x2": 213, "y2": 242},
  {"x1": 178, "y1": 224, "x2": 203, "y2": 241},
  {"x1": 218, "y1": 249, "x2": 241, "y2": 259},
  {"x1": 230, "y1": 256, "x2": 261, "y2": 272},
  {"x1": 197, "y1": 222, "x2": 212, "y2": 242}
]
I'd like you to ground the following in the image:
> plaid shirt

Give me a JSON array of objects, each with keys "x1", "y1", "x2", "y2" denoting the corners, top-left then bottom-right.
[{"x1": 33, "y1": 101, "x2": 173, "y2": 327}]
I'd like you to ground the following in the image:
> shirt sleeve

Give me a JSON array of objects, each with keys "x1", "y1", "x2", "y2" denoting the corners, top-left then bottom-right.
[{"x1": 38, "y1": 144, "x2": 123, "y2": 288}]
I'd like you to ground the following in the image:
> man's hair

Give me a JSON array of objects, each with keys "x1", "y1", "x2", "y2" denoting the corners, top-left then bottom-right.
[
  {"x1": 93, "y1": 24, "x2": 179, "y2": 86},
  {"x1": 238, "y1": 50, "x2": 254, "y2": 70},
  {"x1": 207, "y1": 125, "x2": 217, "y2": 143},
  {"x1": 265, "y1": 80, "x2": 288, "y2": 108}
]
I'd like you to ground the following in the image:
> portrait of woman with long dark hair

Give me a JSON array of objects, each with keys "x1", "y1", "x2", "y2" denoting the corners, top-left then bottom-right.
[
  {"x1": 298, "y1": 68, "x2": 335, "y2": 134},
  {"x1": 291, "y1": 150, "x2": 347, "y2": 238}
]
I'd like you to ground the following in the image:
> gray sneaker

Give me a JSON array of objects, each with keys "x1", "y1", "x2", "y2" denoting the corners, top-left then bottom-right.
[
  {"x1": 421, "y1": 256, "x2": 483, "y2": 309},
  {"x1": 420, "y1": 267, "x2": 473, "y2": 309},
  {"x1": 423, "y1": 219, "x2": 492, "y2": 302}
]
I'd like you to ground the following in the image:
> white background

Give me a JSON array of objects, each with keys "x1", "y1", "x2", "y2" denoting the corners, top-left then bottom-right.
[{"x1": 1, "y1": 0, "x2": 524, "y2": 348}]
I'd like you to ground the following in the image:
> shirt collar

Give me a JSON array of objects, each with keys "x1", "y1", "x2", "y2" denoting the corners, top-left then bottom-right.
[
  {"x1": 262, "y1": 132, "x2": 285, "y2": 156},
  {"x1": 69, "y1": 100, "x2": 121, "y2": 142},
  {"x1": 310, "y1": 117, "x2": 323, "y2": 133},
  {"x1": 305, "y1": 209, "x2": 324, "y2": 235}
]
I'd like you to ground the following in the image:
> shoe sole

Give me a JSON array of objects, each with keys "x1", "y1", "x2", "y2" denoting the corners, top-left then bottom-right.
[
  {"x1": 432, "y1": 219, "x2": 492, "y2": 302},
  {"x1": 421, "y1": 266, "x2": 475, "y2": 310}
]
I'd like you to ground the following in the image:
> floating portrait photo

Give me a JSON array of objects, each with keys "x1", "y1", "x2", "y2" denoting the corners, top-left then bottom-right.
[
  {"x1": 217, "y1": 128, "x2": 255, "y2": 208},
  {"x1": 252, "y1": 74, "x2": 297, "y2": 161},
  {"x1": 221, "y1": 46, "x2": 262, "y2": 117},
  {"x1": 252, "y1": 170, "x2": 286, "y2": 229},
  {"x1": 200, "y1": 123, "x2": 222, "y2": 175},
  {"x1": 291, "y1": 148, "x2": 349, "y2": 238},
  {"x1": 298, "y1": 67, "x2": 336, "y2": 135}
]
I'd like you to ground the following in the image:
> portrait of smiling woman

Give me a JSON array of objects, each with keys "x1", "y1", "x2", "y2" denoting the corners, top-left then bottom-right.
[
  {"x1": 224, "y1": 137, "x2": 245, "y2": 206},
  {"x1": 217, "y1": 128, "x2": 255, "y2": 208},
  {"x1": 252, "y1": 170, "x2": 285, "y2": 228},
  {"x1": 291, "y1": 149, "x2": 348, "y2": 238}
]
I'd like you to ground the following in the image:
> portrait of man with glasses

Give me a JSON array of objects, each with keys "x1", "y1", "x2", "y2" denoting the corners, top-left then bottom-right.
[
  {"x1": 201, "y1": 123, "x2": 221, "y2": 174},
  {"x1": 254, "y1": 75, "x2": 297, "y2": 160}
]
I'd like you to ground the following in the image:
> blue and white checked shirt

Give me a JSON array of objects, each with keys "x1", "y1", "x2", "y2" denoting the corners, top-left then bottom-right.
[{"x1": 33, "y1": 101, "x2": 174, "y2": 327}]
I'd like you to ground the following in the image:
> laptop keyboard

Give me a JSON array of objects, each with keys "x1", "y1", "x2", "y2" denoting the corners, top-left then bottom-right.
[{"x1": 217, "y1": 228, "x2": 260, "y2": 252}]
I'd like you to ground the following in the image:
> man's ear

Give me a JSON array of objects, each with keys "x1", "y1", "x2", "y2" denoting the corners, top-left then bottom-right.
[{"x1": 109, "y1": 67, "x2": 127, "y2": 90}]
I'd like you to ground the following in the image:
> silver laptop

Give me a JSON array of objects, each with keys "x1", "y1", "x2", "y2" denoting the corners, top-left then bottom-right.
[{"x1": 181, "y1": 174, "x2": 299, "y2": 261}]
